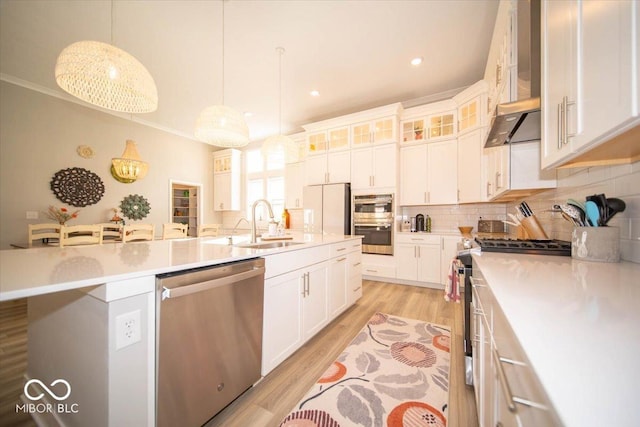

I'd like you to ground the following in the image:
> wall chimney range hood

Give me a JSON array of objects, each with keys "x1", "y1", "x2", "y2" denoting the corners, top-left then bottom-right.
[{"x1": 485, "y1": 0, "x2": 541, "y2": 148}]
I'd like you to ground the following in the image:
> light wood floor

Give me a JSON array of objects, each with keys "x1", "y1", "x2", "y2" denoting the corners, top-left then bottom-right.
[
  {"x1": 0, "y1": 280, "x2": 477, "y2": 427},
  {"x1": 205, "y1": 280, "x2": 478, "y2": 427}
]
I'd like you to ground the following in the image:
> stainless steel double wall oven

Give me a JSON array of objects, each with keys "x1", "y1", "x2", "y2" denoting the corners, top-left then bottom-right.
[{"x1": 353, "y1": 194, "x2": 393, "y2": 255}]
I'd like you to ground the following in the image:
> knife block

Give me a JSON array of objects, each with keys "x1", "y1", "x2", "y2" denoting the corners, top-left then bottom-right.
[{"x1": 520, "y1": 216, "x2": 549, "y2": 240}]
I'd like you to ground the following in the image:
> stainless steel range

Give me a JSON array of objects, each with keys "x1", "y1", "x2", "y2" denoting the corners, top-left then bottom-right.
[{"x1": 457, "y1": 238, "x2": 571, "y2": 386}]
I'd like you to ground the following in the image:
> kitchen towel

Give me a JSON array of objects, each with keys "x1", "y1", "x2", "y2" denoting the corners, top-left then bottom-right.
[
  {"x1": 444, "y1": 258, "x2": 461, "y2": 303},
  {"x1": 280, "y1": 312, "x2": 450, "y2": 427}
]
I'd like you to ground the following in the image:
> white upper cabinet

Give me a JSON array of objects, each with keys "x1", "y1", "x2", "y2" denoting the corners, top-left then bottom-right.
[
  {"x1": 400, "y1": 139, "x2": 457, "y2": 206},
  {"x1": 401, "y1": 100, "x2": 458, "y2": 144},
  {"x1": 541, "y1": 0, "x2": 640, "y2": 169},
  {"x1": 213, "y1": 149, "x2": 241, "y2": 211},
  {"x1": 453, "y1": 81, "x2": 489, "y2": 136},
  {"x1": 350, "y1": 143, "x2": 397, "y2": 190},
  {"x1": 457, "y1": 128, "x2": 487, "y2": 203},
  {"x1": 305, "y1": 151, "x2": 351, "y2": 186},
  {"x1": 351, "y1": 116, "x2": 398, "y2": 147},
  {"x1": 307, "y1": 126, "x2": 350, "y2": 154},
  {"x1": 285, "y1": 161, "x2": 304, "y2": 209}
]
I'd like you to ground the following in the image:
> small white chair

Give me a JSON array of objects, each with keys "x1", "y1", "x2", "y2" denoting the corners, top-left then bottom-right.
[
  {"x1": 98, "y1": 223, "x2": 123, "y2": 241},
  {"x1": 59, "y1": 224, "x2": 103, "y2": 248},
  {"x1": 198, "y1": 223, "x2": 221, "y2": 237},
  {"x1": 162, "y1": 223, "x2": 188, "y2": 240},
  {"x1": 28, "y1": 223, "x2": 61, "y2": 246},
  {"x1": 122, "y1": 224, "x2": 155, "y2": 242}
]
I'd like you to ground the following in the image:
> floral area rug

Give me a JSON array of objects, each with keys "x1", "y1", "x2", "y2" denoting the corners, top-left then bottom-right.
[{"x1": 280, "y1": 312, "x2": 451, "y2": 427}]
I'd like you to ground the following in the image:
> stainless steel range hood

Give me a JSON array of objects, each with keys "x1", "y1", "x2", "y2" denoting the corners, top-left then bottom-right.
[{"x1": 485, "y1": 0, "x2": 541, "y2": 148}]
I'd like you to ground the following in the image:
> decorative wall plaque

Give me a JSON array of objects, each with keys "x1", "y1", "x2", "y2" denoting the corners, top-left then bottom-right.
[
  {"x1": 50, "y1": 167, "x2": 105, "y2": 207},
  {"x1": 120, "y1": 194, "x2": 151, "y2": 220}
]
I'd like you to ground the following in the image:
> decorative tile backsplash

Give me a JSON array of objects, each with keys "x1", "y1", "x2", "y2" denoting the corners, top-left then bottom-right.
[{"x1": 514, "y1": 162, "x2": 640, "y2": 263}]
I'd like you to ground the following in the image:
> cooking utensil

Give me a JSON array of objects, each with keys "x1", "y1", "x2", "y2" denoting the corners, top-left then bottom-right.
[
  {"x1": 585, "y1": 201, "x2": 600, "y2": 227},
  {"x1": 567, "y1": 198, "x2": 586, "y2": 212},
  {"x1": 586, "y1": 194, "x2": 608, "y2": 226},
  {"x1": 603, "y1": 197, "x2": 626, "y2": 225},
  {"x1": 566, "y1": 201, "x2": 587, "y2": 225},
  {"x1": 563, "y1": 204, "x2": 586, "y2": 226}
]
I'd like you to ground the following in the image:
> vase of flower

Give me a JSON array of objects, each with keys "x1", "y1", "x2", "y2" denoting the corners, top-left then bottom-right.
[{"x1": 45, "y1": 205, "x2": 80, "y2": 225}]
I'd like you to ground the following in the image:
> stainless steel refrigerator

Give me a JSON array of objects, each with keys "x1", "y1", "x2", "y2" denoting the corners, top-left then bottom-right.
[{"x1": 303, "y1": 183, "x2": 351, "y2": 235}]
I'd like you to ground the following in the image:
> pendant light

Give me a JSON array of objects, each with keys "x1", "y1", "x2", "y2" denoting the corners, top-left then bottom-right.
[
  {"x1": 55, "y1": 1, "x2": 158, "y2": 113},
  {"x1": 194, "y1": 1, "x2": 249, "y2": 147},
  {"x1": 261, "y1": 47, "x2": 298, "y2": 163},
  {"x1": 111, "y1": 139, "x2": 149, "y2": 181}
]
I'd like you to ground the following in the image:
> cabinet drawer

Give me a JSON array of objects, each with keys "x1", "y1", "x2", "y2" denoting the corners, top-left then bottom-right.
[
  {"x1": 331, "y1": 241, "x2": 354, "y2": 257},
  {"x1": 347, "y1": 252, "x2": 362, "y2": 278},
  {"x1": 362, "y1": 264, "x2": 395, "y2": 278},
  {"x1": 493, "y1": 302, "x2": 559, "y2": 425},
  {"x1": 265, "y1": 245, "x2": 331, "y2": 279},
  {"x1": 396, "y1": 233, "x2": 440, "y2": 245}
]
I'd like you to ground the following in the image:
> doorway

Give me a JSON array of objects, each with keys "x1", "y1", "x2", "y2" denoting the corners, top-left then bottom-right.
[{"x1": 169, "y1": 180, "x2": 202, "y2": 237}]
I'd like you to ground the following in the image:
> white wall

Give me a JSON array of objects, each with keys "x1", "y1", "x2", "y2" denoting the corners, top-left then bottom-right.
[{"x1": 0, "y1": 82, "x2": 221, "y2": 249}]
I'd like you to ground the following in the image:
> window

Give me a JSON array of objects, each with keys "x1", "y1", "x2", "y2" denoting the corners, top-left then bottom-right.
[{"x1": 245, "y1": 149, "x2": 285, "y2": 224}]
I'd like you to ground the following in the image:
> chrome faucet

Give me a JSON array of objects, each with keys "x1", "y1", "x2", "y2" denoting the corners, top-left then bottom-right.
[{"x1": 250, "y1": 199, "x2": 275, "y2": 243}]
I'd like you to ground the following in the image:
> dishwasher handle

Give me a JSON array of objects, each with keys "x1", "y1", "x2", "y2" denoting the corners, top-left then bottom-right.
[{"x1": 162, "y1": 266, "x2": 265, "y2": 300}]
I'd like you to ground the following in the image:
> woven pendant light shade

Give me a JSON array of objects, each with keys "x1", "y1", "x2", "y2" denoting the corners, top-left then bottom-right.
[
  {"x1": 262, "y1": 134, "x2": 299, "y2": 163},
  {"x1": 194, "y1": 105, "x2": 250, "y2": 147},
  {"x1": 112, "y1": 140, "x2": 149, "y2": 180},
  {"x1": 55, "y1": 41, "x2": 158, "y2": 113}
]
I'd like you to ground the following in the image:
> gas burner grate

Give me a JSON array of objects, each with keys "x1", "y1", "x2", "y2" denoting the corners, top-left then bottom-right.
[{"x1": 475, "y1": 238, "x2": 571, "y2": 256}]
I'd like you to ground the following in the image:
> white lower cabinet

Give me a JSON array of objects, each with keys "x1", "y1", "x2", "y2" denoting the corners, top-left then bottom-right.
[
  {"x1": 328, "y1": 256, "x2": 347, "y2": 318},
  {"x1": 302, "y1": 261, "x2": 329, "y2": 339},
  {"x1": 396, "y1": 234, "x2": 440, "y2": 284},
  {"x1": 472, "y1": 271, "x2": 561, "y2": 426},
  {"x1": 262, "y1": 240, "x2": 362, "y2": 376}
]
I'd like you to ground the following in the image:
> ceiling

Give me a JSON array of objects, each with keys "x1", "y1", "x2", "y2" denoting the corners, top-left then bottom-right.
[{"x1": 0, "y1": 0, "x2": 499, "y2": 143}]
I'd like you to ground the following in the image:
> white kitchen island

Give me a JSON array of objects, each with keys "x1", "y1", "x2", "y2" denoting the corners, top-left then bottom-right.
[{"x1": 0, "y1": 233, "x2": 362, "y2": 427}]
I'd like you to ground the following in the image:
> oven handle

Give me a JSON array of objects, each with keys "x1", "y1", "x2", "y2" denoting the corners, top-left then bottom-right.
[
  {"x1": 354, "y1": 196, "x2": 393, "y2": 204},
  {"x1": 354, "y1": 223, "x2": 392, "y2": 227}
]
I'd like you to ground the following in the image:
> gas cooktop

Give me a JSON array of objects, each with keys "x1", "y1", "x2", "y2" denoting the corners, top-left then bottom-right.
[{"x1": 475, "y1": 238, "x2": 572, "y2": 256}]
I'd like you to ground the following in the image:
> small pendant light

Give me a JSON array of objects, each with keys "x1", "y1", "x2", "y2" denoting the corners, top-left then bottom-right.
[
  {"x1": 194, "y1": 0, "x2": 249, "y2": 147},
  {"x1": 261, "y1": 47, "x2": 298, "y2": 163}
]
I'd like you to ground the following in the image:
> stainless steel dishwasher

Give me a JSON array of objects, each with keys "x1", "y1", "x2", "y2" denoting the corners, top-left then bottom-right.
[{"x1": 156, "y1": 258, "x2": 265, "y2": 427}]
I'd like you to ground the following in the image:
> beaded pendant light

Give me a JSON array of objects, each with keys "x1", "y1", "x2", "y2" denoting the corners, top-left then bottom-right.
[
  {"x1": 55, "y1": 2, "x2": 157, "y2": 113},
  {"x1": 261, "y1": 47, "x2": 298, "y2": 163},
  {"x1": 194, "y1": 1, "x2": 249, "y2": 147}
]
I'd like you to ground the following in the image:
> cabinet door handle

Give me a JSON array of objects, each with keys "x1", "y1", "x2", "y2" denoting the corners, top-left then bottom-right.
[
  {"x1": 557, "y1": 102, "x2": 563, "y2": 149},
  {"x1": 495, "y1": 171, "x2": 501, "y2": 190},
  {"x1": 353, "y1": 262, "x2": 361, "y2": 266},
  {"x1": 414, "y1": 246, "x2": 417, "y2": 258},
  {"x1": 427, "y1": 192, "x2": 430, "y2": 203},
  {"x1": 336, "y1": 257, "x2": 347, "y2": 262},
  {"x1": 563, "y1": 95, "x2": 576, "y2": 144},
  {"x1": 493, "y1": 348, "x2": 518, "y2": 413}
]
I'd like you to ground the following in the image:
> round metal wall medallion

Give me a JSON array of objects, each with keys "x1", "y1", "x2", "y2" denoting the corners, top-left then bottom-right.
[
  {"x1": 50, "y1": 167, "x2": 105, "y2": 207},
  {"x1": 120, "y1": 194, "x2": 151, "y2": 220}
]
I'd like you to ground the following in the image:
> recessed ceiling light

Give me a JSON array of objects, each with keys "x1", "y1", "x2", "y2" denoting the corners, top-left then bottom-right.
[
  {"x1": 411, "y1": 57, "x2": 424, "y2": 66},
  {"x1": 310, "y1": 90, "x2": 320, "y2": 97}
]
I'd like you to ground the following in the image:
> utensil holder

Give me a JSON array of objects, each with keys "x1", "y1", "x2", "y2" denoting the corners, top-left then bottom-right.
[
  {"x1": 520, "y1": 216, "x2": 549, "y2": 240},
  {"x1": 571, "y1": 226, "x2": 620, "y2": 262}
]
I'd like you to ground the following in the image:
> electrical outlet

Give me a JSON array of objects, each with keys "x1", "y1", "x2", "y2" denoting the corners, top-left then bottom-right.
[
  {"x1": 26, "y1": 211, "x2": 38, "y2": 219},
  {"x1": 115, "y1": 310, "x2": 141, "y2": 350}
]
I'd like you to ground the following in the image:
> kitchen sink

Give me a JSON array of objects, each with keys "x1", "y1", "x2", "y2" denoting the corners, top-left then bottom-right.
[{"x1": 234, "y1": 241, "x2": 304, "y2": 249}]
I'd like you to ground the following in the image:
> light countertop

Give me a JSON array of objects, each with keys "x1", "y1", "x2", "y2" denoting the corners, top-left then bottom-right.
[
  {"x1": 472, "y1": 251, "x2": 640, "y2": 427},
  {"x1": 0, "y1": 233, "x2": 360, "y2": 301}
]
